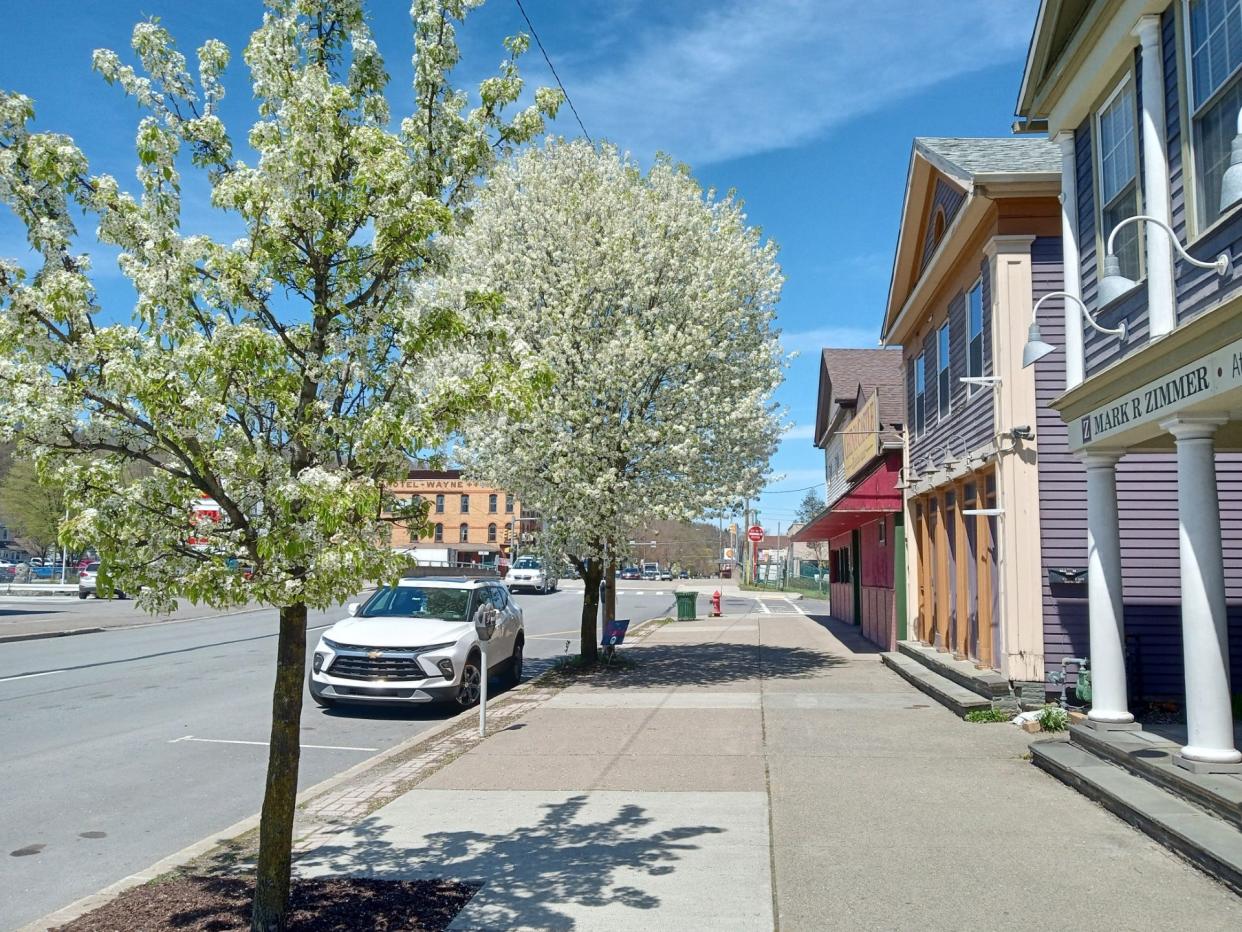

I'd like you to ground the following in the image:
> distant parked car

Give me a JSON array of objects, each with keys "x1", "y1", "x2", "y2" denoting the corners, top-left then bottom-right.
[
  {"x1": 77, "y1": 562, "x2": 127, "y2": 600},
  {"x1": 659, "y1": 570, "x2": 673, "y2": 581},
  {"x1": 504, "y1": 555, "x2": 558, "y2": 594},
  {"x1": 620, "y1": 566, "x2": 641, "y2": 580},
  {"x1": 678, "y1": 571, "x2": 690, "y2": 579}
]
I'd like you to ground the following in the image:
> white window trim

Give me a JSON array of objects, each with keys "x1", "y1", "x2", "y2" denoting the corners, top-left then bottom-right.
[
  {"x1": 1181, "y1": 0, "x2": 1242, "y2": 233},
  {"x1": 914, "y1": 353, "x2": 927, "y2": 438},
  {"x1": 1093, "y1": 73, "x2": 1142, "y2": 275},
  {"x1": 965, "y1": 277, "x2": 985, "y2": 396}
]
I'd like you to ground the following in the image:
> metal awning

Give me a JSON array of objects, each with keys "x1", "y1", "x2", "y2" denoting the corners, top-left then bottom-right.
[{"x1": 792, "y1": 453, "x2": 902, "y2": 542}]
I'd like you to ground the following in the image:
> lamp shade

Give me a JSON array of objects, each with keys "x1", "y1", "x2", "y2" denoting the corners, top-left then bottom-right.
[
  {"x1": 1021, "y1": 321, "x2": 1056, "y2": 368},
  {"x1": 1097, "y1": 253, "x2": 1137, "y2": 306},
  {"x1": 1220, "y1": 134, "x2": 1242, "y2": 213}
]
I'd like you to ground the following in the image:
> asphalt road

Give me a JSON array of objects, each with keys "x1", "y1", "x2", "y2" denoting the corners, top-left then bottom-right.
[{"x1": 0, "y1": 582, "x2": 680, "y2": 930}]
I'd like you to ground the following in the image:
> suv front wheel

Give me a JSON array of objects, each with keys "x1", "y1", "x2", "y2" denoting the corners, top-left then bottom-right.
[{"x1": 455, "y1": 654, "x2": 482, "y2": 708}]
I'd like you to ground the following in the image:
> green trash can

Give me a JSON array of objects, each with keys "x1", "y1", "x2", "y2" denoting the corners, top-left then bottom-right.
[{"x1": 674, "y1": 590, "x2": 697, "y2": 621}]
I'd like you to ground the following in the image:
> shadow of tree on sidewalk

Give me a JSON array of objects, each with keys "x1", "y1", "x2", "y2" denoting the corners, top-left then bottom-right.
[
  {"x1": 572, "y1": 641, "x2": 846, "y2": 689},
  {"x1": 293, "y1": 795, "x2": 725, "y2": 930}
]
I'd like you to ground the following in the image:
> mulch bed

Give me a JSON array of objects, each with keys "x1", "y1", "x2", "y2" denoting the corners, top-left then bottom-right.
[{"x1": 55, "y1": 876, "x2": 480, "y2": 932}]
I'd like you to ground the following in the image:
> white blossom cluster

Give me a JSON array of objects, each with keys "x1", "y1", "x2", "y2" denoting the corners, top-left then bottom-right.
[
  {"x1": 0, "y1": 0, "x2": 561, "y2": 612},
  {"x1": 452, "y1": 140, "x2": 785, "y2": 568}
]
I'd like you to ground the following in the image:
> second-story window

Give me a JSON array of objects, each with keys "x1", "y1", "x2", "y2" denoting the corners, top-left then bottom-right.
[
  {"x1": 914, "y1": 354, "x2": 927, "y2": 437},
  {"x1": 487, "y1": 523, "x2": 497, "y2": 543},
  {"x1": 1096, "y1": 76, "x2": 1141, "y2": 283},
  {"x1": 434, "y1": 523, "x2": 443, "y2": 542},
  {"x1": 937, "y1": 323, "x2": 951, "y2": 419},
  {"x1": 1187, "y1": 0, "x2": 1242, "y2": 227},
  {"x1": 967, "y1": 278, "x2": 984, "y2": 390},
  {"x1": 434, "y1": 493, "x2": 445, "y2": 514},
  {"x1": 488, "y1": 493, "x2": 498, "y2": 513},
  {"x1": 505, "y1": 493, "x2": 514, "y2": 514},
  {"x1": 459, "y1": 523, "x2": 469, "y2": 543},
  {"x1": 460, "y1": 494, "x2": 469, "y2": 513}
]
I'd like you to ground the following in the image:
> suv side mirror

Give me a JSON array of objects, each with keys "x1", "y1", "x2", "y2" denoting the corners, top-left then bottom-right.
[{"x1": 347, "y1": 602, "x2": 360, "y2": 616}]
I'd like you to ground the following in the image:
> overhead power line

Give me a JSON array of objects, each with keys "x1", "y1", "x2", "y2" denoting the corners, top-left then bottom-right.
[
  {"x1": 512, "y1": 0, "x2": 593, "y2": 145},
  {"x1": 761, "y1": 483, "x2": 826, "y2": 495}
]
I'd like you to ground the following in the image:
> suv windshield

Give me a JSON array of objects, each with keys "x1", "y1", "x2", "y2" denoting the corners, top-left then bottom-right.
[
  {"x1": 359, "y1": 586, "x2": 472, "y2": 621},
  {"x1": 513, "y1": 557, "x2": 541, "y2": 569}
]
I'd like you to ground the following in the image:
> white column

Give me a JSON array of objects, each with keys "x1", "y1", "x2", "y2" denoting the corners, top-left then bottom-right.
[
  {"x1": 1055, "y1": 131, "x2": 1084, "y2": 388},
  {"x1": 1161, "y1": 416, "x2": 1241, "y2": 768},
  {"x1": 1083, "y1": 452, "x2": 1134, "y2": 726},
  {"x1": 1133, "y1": 15, "x2": 1176, "y2": 337}
]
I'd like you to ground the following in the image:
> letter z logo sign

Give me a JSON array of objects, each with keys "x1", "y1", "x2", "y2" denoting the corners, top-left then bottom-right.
[{"x1": 1081, "y1": 416, "x2": 1092, "y2": 442}]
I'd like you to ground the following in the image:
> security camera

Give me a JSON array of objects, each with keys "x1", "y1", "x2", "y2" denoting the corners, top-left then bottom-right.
[{"x1": 1010, "y1": 425, "x2": 1034, "y2": 441}]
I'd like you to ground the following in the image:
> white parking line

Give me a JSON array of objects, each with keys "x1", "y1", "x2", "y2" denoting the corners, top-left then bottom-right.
[
  {"x1": 169, "y1": 735, "x2": 377, "y2": 752},
  {"x1": 0, "y1": 669, "x2": 66, "y2": 683}
]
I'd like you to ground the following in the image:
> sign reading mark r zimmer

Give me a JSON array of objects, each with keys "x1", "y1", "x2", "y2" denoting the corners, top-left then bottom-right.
[{"x1": 1069, "y1": 336, "x2": 1242, "y2": 450}]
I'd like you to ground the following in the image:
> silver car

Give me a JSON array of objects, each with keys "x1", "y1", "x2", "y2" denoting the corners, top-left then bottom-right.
[{"x1": 77, "y1": 562, "x2": 127, "y2": 600}]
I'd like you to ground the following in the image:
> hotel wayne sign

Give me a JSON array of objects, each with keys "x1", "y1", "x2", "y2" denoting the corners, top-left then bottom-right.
[
  {"x1": 1070, "y1": 337, "x2": 1242, "y2": 450},
  {"x1": 843, "y1": 391, "x2": 881, "y2": 479}
]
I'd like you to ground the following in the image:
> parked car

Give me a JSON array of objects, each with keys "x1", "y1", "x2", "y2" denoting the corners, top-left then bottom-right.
[
  {"x1": 309, "y1": 576, "x2": 524, "y2": 709},
  {"x1": 678, "y1": 571, "x2": 690, "y2": 579},
  {"x1": 77, "y1": 562, "x2": 126, "y2": 600},
  {"x1": 620, "y1": 566, "x2": 641, "y2": 580},
  {"x1": 504, "y1": 555, "x2": 558, "y2": 594},
  {"x1": 659, "y1": 570, "x2": 673, "y2": 581}
]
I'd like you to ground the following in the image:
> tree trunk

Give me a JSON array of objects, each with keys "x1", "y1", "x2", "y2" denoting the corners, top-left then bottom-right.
[
  {"x1": 251, "y1": 602, "x2": 307, "y2": 932},
  {"x1": 605, "y1": 555, "x2": 617, "y2": 626},
  {"x1": 579, "y1": 559, "x2": 601, "y2": 663}
]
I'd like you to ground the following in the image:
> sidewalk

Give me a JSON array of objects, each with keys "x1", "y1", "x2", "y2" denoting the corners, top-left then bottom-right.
[{"x1": 292, "y1": 604, "x2": 1242, "y2": 930}]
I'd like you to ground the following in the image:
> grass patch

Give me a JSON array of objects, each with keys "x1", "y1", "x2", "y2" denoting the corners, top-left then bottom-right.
[
  {"x1": 964, "y1": 707, "x2": 1016, "y2": 723},
  {"x1": 1037, "y1": 703, "x2": 1069, "y2": 732}
]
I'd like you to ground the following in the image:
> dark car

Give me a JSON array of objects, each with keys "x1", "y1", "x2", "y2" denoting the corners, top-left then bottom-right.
[{"x1": 620, "y1": 566, "x2": 641, "y2": 580}]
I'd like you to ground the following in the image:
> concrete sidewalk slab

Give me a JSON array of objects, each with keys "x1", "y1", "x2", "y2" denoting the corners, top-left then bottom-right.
[
  {"x1": 295, "y1": 789, "x2": 773, "y2": 931},
  {"x1": 546, "y1": 691, "x2": 761, "y2": 709}
]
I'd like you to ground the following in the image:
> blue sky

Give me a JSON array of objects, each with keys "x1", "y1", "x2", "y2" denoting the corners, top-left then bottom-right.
[{"x1": 0, "y1": 0, "x2": 1038, "y2": 531}]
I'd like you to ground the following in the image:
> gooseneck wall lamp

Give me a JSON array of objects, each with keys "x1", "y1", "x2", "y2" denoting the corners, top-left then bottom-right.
[
  {"x1": 1097, "y1": 214, "x2": 1232, "y2": 305},
  {"x1": 1219, "y1": 108, "x2": 1242, "y2": 212},
  {"x1": 1021, "y1": 291, "x2": 1126, "y2": 369}
]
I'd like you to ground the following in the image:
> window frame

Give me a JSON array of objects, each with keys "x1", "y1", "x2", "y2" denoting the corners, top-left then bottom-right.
[
  {"x1": 487, "y1": 522, "x2": 497, "y2": 543},
  {"x1": 460, "y1": 493, "x2": 469, "y2": 513},
  {"x1": 504, "y1": 494, "x2": 514, "y2": 514},
  {"x1": 878, "y1": 519, "x2": 887, "y2": 546},
  {"x1": 434, "y1": 493, "x2": 445, "y2": 514},
  {"x1": 1182, "y1": 0, "x2": 1242, "y2": 233},
  {"x1": 488, "y1": 493, "x2": 498, "y2": 513},
  {"x1": 458, "y1": 522, "x2": 469, "y2": 543},
  {"x1": 913, "y1": 353, "x2": 927, "y2": 437},
  {"x1": 433, "y1": 522, "x2": 443, "y2": 542},
  {"x1": 1092, "y1": 72, "x2": 1143, "y2": 283},
  {"x1": 936, "y1": 322, "x2": 951, "y2": 420}
]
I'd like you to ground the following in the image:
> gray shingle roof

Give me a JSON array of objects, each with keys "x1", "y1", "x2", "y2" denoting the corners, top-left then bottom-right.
[
  {"x1": 915, "y1": 136, "x2": 1060, "y2": 180},
  {"x1": 815, "y1": 348, "x2": 905, "y2": 448}
]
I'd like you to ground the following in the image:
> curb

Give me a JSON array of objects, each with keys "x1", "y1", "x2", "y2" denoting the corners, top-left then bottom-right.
[
  {"x1": 0, "y1": 627, "x2": 105, "y2": 644},
  {"x1": 16, "y1": 627, "x2": 629, "y2": 932}
]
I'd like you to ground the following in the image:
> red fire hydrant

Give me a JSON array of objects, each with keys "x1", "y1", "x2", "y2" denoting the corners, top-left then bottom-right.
[{"x1": 710, "y1": 590, "x2": 722, "y2": 617}]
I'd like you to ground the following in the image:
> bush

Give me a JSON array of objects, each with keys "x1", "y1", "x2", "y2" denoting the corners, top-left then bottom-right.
[
  {"x1": 964, "y1": 707, "x2": 1015, "y2": 723},
  {"x1": 1037, "y1": 704, "x2": 1069, "y2": 732}
]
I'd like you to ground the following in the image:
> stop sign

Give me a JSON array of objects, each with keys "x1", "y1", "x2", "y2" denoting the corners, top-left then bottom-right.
[{"x1": 747, "y1": 525, "x2": 764, "y2": 542}]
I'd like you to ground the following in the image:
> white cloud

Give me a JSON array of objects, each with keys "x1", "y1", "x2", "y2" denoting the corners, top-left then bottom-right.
[
  {"x1": 567, "y1": 0, "x2": 1035, "y2": 165},
  {"x1": 781, "y1": 325, "x2": 881, "y2": 354},
  {"x1": 783, "y1": 423, "x2": 816, "y2": 441}
]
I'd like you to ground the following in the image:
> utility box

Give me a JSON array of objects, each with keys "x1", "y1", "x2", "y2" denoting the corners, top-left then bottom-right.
[{"x1": 675, "y1": 590, "x2": 698, "y2": 621}]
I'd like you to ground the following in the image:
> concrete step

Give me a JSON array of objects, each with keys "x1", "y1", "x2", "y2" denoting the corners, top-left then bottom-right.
[
  {"x1": 1070, "y1": 724, "x2": 1242, "y2": 831},
  {"x1": 1031, "y1": 740, "x2": 1242, "y2": 895},
  {"x1": 895, "y1": 640, "x2": 1011, "y2": 700},
  {"x1": 880, "y1": 651, "x2": 992, "y2": 717}
]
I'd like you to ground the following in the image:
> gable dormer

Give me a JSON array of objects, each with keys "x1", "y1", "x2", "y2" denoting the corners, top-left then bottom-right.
[{"x1": 920, "y1": 177, "x2": 967, "y2": 274}]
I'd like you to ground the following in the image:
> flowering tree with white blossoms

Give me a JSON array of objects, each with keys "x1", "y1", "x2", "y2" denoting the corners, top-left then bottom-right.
[
  {"x1": 0, "y1": 2, "x2": 559, "y2": 927},
  {"x1": 453, "y1": 140, "x2": 784, "y2": 659}
]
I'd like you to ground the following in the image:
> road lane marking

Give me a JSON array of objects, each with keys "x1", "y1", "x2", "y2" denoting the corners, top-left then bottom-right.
[
  {"x1": 756, "y1": 599, "x2": 771, "y2": 614},
  {"x1": 783, "y1": 597, "x2": 807, "y2": 616},
  {"x1": 170, "y1": 735, "x2": 377, "y2": 752},
  {"x1": 0, "y1": 669, "x2": 66, "y2": 683}
]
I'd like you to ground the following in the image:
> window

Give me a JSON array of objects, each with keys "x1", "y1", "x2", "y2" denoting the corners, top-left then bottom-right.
[
  {"x1": 1095, "y1": 77, "x2": 1141, "y2": 282},
  {"x1": 878, "y1": 519, "x2": 887, "y2": 546},
  {"x1": 936, "y1": 323, "x2": 951, "y2": 419},
  {"x1": 434, "y1": 522, "x2": 443, "y2": 542},
  {"x1": 1187, "y1": 0, "x2": 1242, "y2": 227},
  {"x1": 914, "y1": 354, "x2": 927, "y2": 436},
  {"x1": 460, "y1": 494, "x2": 469, "y2": 513},
  {"x1": 487, "y1": 522, "x2": 497, "y2": 543},
  {"x1": 966, "y1": 278, "x2": 985, "y2": 390},
  {"x1": 488, "y1": 493, "x2": 498, "y2": 513},
  {"x1": 434, "y1": 493, "x2": 445, "y2": 514},
  {"x1": 505, "y1": 494, "x2": 514, "y2": 514},
  {"x1": 459, "y1": 523, "x2": 469, "y2": 543}
]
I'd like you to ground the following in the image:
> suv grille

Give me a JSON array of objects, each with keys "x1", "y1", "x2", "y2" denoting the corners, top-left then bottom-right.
[{"x1": 328, "y1": 653, "x2": 429, "y2": 681}]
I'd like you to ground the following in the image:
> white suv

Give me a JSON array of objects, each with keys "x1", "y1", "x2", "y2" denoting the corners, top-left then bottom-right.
[
  {"x1": 309, "y1": 576, "x2": 524, "y2": 709},
  {"x1": 504, "y1": 555, "x2": 558, "y2": 594}
]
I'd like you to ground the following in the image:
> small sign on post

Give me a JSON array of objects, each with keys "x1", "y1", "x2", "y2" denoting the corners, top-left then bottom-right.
[
  {"x1": 473, "y1": 604, "x2": 499, "y2": 736},
  {"x1": 747, "y1": 525, "x2": 764, "y2": 542}
]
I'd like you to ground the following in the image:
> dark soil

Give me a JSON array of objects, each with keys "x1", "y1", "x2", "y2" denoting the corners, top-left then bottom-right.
[{"x1": 54, "y1": 875, "x2": 479, "y2": 932}]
